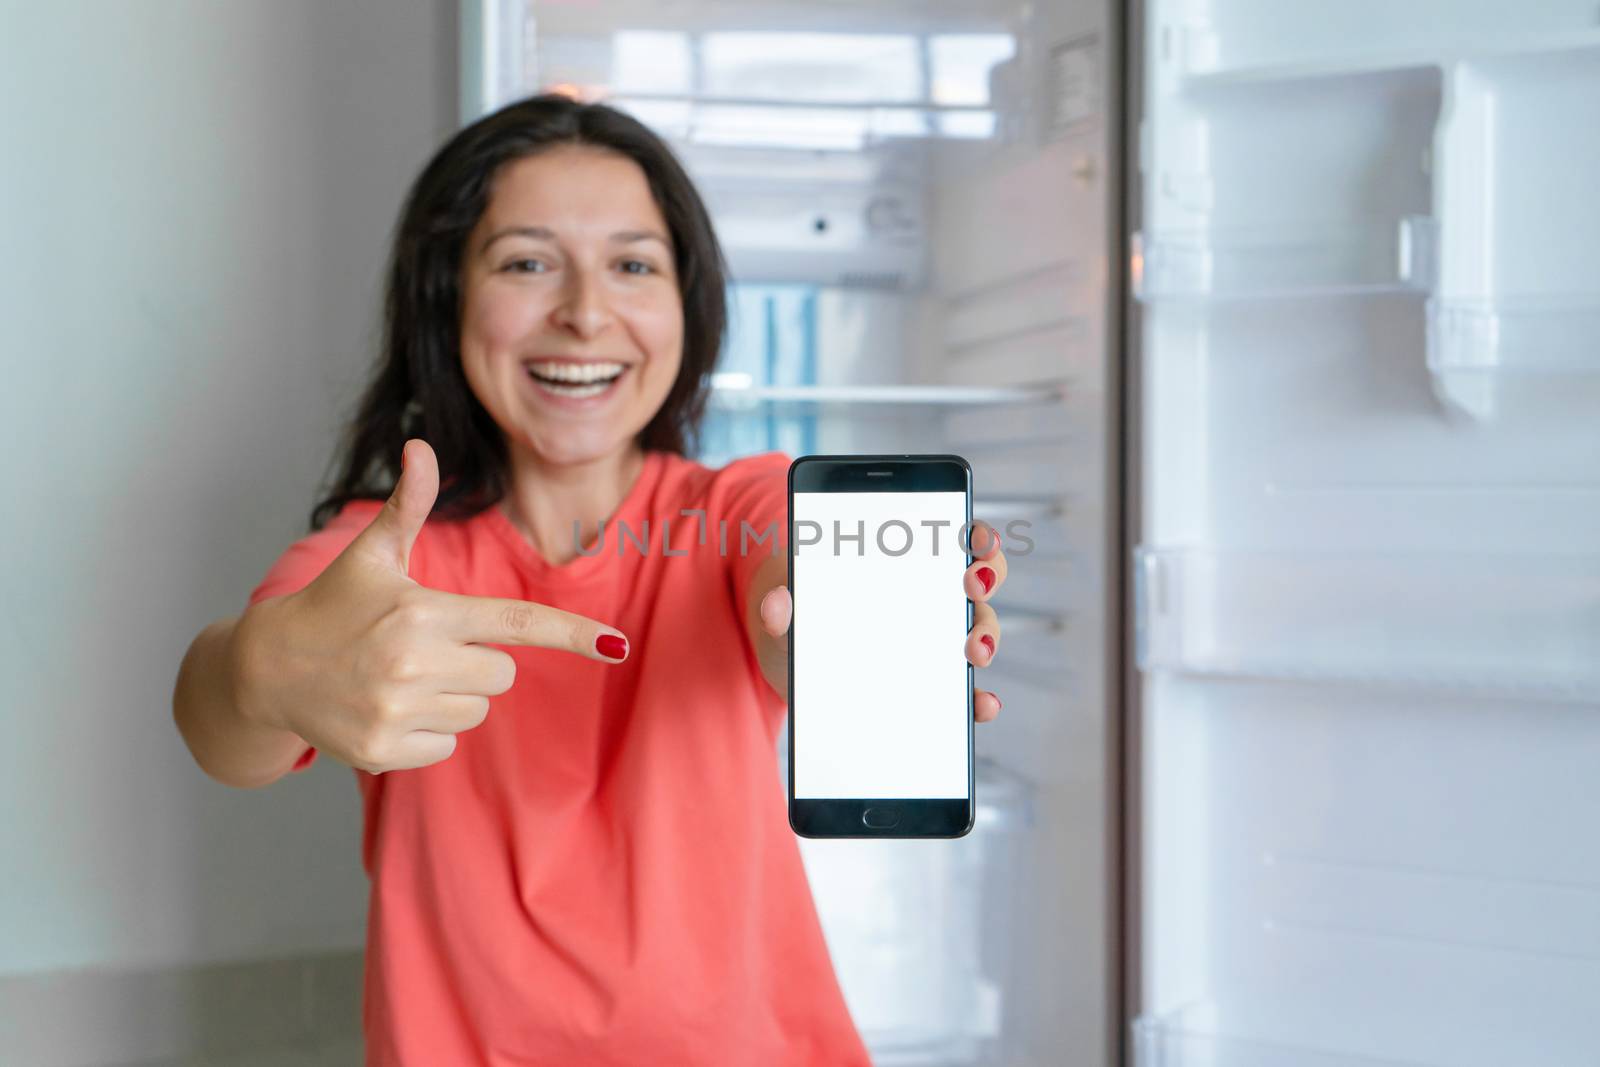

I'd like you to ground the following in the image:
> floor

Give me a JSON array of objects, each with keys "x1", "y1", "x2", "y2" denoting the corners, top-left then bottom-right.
[{"x1": 118, "y1": 1038, "x2": 364, "y2": 1067}]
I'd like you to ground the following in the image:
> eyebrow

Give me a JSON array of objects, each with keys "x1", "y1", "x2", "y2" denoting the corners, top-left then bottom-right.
[{"x1": 480, "y1": 225, "x2": 672, "y2": 254}]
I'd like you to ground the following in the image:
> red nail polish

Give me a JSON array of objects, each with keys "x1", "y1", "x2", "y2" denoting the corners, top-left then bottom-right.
[
  {"x1": 596, "y1": 634, "x2": 627, "y2": 660},
  {"x1": 976, "y1": 567, "x2": 996, "y2": 594},
  {"x1": 980, "y1": 634, "x2": 995, "y2": 658}
]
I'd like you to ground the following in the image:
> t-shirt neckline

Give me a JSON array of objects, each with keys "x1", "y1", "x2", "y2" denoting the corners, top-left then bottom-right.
[{"x1": 478, "y1": 450, "x2": 667, "y2": 585}]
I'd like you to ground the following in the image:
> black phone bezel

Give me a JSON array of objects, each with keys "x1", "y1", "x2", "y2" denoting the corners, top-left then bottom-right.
[{"x1": 786, "y1": 454, "x2": 976, "y2": 840}]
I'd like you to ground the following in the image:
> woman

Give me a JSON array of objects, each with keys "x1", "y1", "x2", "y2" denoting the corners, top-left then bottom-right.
[{"x1": 173, "y1": 94, "x2": 1009, "y2": 1066}]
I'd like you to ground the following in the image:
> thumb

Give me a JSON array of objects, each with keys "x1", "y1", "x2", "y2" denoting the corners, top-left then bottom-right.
[{"x1": 352, "y1": 438, "x2": 439, "y2": 575}]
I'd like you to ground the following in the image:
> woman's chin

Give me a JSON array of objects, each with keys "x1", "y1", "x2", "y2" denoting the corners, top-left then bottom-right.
[{"x1": 517, "y1": 428, "x2": 641, "y2": 469}]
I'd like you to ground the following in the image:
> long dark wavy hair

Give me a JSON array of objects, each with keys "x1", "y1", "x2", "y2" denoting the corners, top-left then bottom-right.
[{"x1": 308, "y1": 94, "x2": 727, "y2": 532}]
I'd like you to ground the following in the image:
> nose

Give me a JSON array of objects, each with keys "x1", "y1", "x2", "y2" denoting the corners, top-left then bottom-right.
[{"x1": 550, "y1": 264, "x2": 614, "y2": 340}]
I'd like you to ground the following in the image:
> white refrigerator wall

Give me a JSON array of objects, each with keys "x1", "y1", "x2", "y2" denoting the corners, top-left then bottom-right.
[{"x1": 1135, "y1": 0, "x2": 1600, "y2": 1063}]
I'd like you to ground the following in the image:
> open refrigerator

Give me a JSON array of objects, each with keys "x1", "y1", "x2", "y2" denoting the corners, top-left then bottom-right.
[
  {"x1": 484, "y1": 0, "x2": 1600, "y2": 1063},
  {"x1": 1130, "y1": 1, "x2": 1600, "y2": 1064}
]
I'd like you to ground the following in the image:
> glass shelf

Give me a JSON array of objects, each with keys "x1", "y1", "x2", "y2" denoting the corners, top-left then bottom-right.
[
  {"x1": 1134, "y1": 1013, "x2": 1433, "y2": 1067},
  {"x1": 973, "y1": 496, "x2": 1066, "y2": 521},
  {"x1": 1131, "y1": 216, "x2": 1436, "y2": 302},
  {"x1": 707, "y1": 378, "x2": 1066, "y2": 414},
  {"x1": 1133, "y1": 547, "x2": 1600, "y2": 704},
  {"x1": 986, "y1": 603, "x2": 1066, "y2": 637}
]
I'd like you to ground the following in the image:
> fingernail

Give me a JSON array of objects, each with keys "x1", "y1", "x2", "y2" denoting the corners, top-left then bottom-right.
[
  {"x1": 980, "y1": 634, "x2": 995, "y2": 658},
  {"x1": 993, "y1": 693, "x2": 1002, "y2": 711},
  {"x1": 400, "y1": 448, "x2": 406, "y2": 472},
  {"x1": 595, "y1": 634, "x2": 627, "y2": 660},
  {"x1": 976, "y1": 567, "x2": 995, "y2": 594}
]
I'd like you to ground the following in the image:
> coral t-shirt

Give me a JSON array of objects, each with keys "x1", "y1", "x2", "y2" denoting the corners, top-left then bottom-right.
[{"x1": 247, "y1": 449, "x2": 869, "y2": 1067}]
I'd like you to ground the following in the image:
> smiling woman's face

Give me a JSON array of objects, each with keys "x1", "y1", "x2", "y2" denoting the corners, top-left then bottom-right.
[{"x1": 458, "y1": 144, "x2": 684, "y2": 467}]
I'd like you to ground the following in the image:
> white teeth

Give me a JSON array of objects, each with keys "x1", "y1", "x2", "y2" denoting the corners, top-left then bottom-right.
[
  {"x1": 533, "y1": 379, "x2": 610, "y2": 399},
  {"x1": 526, "y1": 360, "x2": 626, "y2": 383}
]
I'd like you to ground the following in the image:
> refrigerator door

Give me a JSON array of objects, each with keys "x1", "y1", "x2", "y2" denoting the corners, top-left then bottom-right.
[
  {"x1": 1132, "y1": 1, "x2": 1600, "y2": 1064},
  {"x1": 504, "y1": 0, "x2": 1124, "y2": 1062}
]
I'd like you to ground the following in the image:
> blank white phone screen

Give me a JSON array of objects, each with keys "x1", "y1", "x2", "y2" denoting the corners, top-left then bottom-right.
[{"x1": 792, "y1": 490, "x2": 970, "y2": 799}]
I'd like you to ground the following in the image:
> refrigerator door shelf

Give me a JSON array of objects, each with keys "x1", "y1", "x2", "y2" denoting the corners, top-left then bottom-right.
[
  {"x1": 1133, "y1": 547, "x2": 1600, "y2": 704},
  {"x1": 1174, "y1": 30, "x2": 1600, "y2": 88},
  {"x1": 1426, "y1": 297, "x2": 1600, "y2": 419},
  {"x1": 1425, "y1": 42, "x2": 1600, "y2": 417},
  {"x1": 1131, "y1": 217, "x2": 1436, "y2": 302},
  {"x1": 1133, "y1": 1011, "x2": 1435, "y2": 1067},
  {"x1": 1152, "y1": 0, "x2": 1600, "y2": 81}
]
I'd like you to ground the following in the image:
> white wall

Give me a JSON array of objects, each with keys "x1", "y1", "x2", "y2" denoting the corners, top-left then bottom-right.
[{"x1": 0, "y1": 0, "x2": 455, "y2": 976}]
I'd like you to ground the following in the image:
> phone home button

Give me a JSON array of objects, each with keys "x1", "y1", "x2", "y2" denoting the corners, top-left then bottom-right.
[{"x1": 861, "y1": 806, "x2": 900, "y2": 830}]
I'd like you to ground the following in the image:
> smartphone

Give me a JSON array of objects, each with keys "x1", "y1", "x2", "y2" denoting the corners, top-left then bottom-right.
[{"x1": 787, "y1": 454, "x2": 975, "y2": 839}]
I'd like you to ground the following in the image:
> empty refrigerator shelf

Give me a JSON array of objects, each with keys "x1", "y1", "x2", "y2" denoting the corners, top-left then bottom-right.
[
  {"x1": 1133, "y1": 548, "x2": 1600, "y2": 703},
  {"x1": 1133, "y1": 1012, "x2": 1436, "y2": 1067},
  {"x1": 1132, "y1": 217, "x2": 1436, "y2": 302},
  {"x1": 942, "y1": 314, "x2": 1083, "y2": 355},
  {"x1": 1172, "y1": 28, "x2": 1600, "y2": 87},
  {"x1": 707, "y1": 379, "x2": 1066, "y2": 413}
]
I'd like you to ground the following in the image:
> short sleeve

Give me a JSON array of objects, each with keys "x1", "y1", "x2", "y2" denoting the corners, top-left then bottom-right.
[
  {"x1": 246, "y1": 498, "x2": 385, "y2": 771},
  {"x1": 713, "y1": 451, "x2": 791, "y2": 612}
]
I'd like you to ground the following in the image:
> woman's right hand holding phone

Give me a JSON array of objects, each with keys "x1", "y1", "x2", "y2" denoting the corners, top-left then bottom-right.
[{"x1": 231, "y1": 439, "x2": 630, "y2": 774}]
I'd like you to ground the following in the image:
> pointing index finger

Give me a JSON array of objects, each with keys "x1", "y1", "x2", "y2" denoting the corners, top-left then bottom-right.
[{"x1": 434, "y1": 589, "x2": 629, "y2": 661}]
